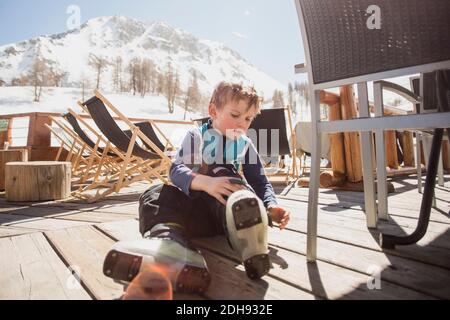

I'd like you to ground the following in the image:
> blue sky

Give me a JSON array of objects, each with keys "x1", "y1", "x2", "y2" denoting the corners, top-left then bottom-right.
[{"x1": 0, "y1": 0, "x2": 306, "y2": 86}]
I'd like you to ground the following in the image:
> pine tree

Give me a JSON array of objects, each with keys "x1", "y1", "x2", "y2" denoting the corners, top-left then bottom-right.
[
  {"x1": 183, "y1": 70, "x2": 201, "y2": 119},
  {"x1": 164, "y1": 62, "x2": 176, "y2": 113},
  {"x1": 29, "y1": 58, "x2": 48, "y2": 102},
  {"x1": 112, "y1": 56, "x2": 123, "y2": 93},
  {"x1": 272, "y1": 89, "x2": 285, "y2": 109},
  {"x1": 88, "y1": 54, "x2": 109, "y2": 89}
]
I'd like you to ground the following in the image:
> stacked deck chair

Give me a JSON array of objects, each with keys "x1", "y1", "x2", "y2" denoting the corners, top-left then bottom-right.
[
  {"x1": 73, "y1": 90, "x2": 172, "y2": 202},
  {"x1": 62, "y1": 110, "x2": 126, "y2": 184},
  {"x1": 47, "y1": 115, "x2": 118, "y2": 184},
  {"x1": 48, "y1": 113, "x2": 122, "y2": 184},
  {"x1": 46, "y1": 117, "x2": 86, "y2": 173}
]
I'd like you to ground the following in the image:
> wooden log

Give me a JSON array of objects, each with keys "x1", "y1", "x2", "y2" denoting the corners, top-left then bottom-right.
[
  {"x1": 321, "y1": 91, "x2": 346, "y2": 178},
  {"x1": 340, "y1": 86, "x2": 363, "y2": 183},
  {"x1": 385, "y1": 130, "x2": 399, "y2": 169},
  {"x1": 319, "y1": 171, "x2": 346, "y2": 188},
  {"x1": 400, "y1": 131, "x2": 415, "y2": 167},
  {"x1": 442, "y1": 140, "x2": 450, "y2": 170},
  {"x1": 0, "y1": 149, "x2": 28, "y2": 191},
  {"x1": 5, "y1": 161, "x2": 71, "y2": 201}
]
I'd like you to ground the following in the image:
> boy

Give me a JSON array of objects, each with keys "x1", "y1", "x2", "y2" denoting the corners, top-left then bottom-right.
[{"x1": 103, "y1": 82, "x2": 290, "y2": 295}]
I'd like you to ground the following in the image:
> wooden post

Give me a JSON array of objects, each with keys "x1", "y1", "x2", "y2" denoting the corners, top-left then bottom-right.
[
  {"x1": 319, "y1": 90, "x2": 346, "y2": 187},
  {"x1": 27, "y1": 113, "x2": 52, "y2": 147},
  {"x1": 0, "y1": 149, "x2": 28, "y2": 191},
  {"x1": 5, "y1": 161, "x2": 71, "y2": 201},
  {"x1": 340, "y1": 85, "x2": 363, "y2": 183},
  {"x1": 385, "y1": 130, "x2": 399, "y2": 169},
  {"x1": 0, "y1": 118, "x2": 13, "y2": 148},
  {"x1": 443, "y1": 140, "x2": 450, "y2": 170},
  {"x1": 400, "y1": 131, "x2": 415, "y2": 167}
]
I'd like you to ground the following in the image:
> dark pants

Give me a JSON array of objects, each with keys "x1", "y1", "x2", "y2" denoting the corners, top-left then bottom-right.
[{"x1": 139, "y1": 164, "x2": 253, "y2": 239}]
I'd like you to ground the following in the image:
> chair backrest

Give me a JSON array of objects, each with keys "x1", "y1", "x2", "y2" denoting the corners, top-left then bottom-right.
[
  {"x1": 82, "y1": 96, "x2": 160, "y2": 160},
  {"x1": 296, "y1": 0, "x2": 450, "y2": 87},
  {"x1": 410, "y1": 77, "x2": 421, "y2": 114},
  {"x1": 410, "y1": 72, "x2": 439, "y2": 114},
  {"x1": 193, "y1": 117, "x2": 210, "y2": 126},
  {"x1": 63, "y1": 112, "x2": 116, "y2": 156},
  {"x1": 134, "y1": 121, "x2": 166, "y2": 153},
  {"x1": 248, "y1": 108, "x2": 291, "y2": 157}
]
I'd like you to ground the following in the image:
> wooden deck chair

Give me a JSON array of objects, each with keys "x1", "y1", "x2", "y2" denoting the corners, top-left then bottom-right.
[
  {"x1": 68, "y1": 106, "x2": 177, "y2": 190},
  {"x1": 46, "y1": 119, "x2": 86, "y2": 172},
  {"x1": 62, "y1": 111, "x2": 125, "y2": 183},
  {"x1": 133, "y1": 120, "x2": 176, "y2": 156},
  {"x1": 74, "y1": 90, "x2": 172, "y2": 202},
  {"x1": 247, "y1": 106, "x2": 298, "y2": 183},
  {"x1": 47, "y1": 114, "x2": 118, "y2": 184}
]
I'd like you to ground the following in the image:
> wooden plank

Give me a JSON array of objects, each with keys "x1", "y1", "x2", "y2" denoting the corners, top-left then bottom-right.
[
  {"x1": 51, "y1": 211, "x2": 135, "y2": 223},
  {"x1": 0, "y1": 226, "x2": 37, "y2": 238},
  {"x1": 286, "y1": 186, "x2": 450, "y2": 225},
  {"x1": 194, "y1": 237, "x2": 433, "y2": 300},
  {"x1": 0, "y1": 214, "x2": 92, "y2": 231},
  {"x1": 291, "y1": 176, "x2": 450, "y2": 201},
  {"x1": 5, "y1": 206, "x2": 135, "y2": 223},
  {"x1": 277, "y1": 198, "x2": 450, "y2": 270},
  {"x1": 87, "y1": 202, "x2": 139, "y2": 215},
  {"x1": 267, "y1": 228, "x2": 450, "y2": 299},
  {"x1": 45, "y1": 226, "x2": 123, "y2": 300},
  {"x1": 277, "y1": 198, "x2": 450, "y2": 247},
  {"x1": 285, "y1": 191, "x2": 450, "y2": 226},
  {"x1": 0, "y1": 232, "x2": 91, "y2": 299},
  {"x1": 97, "y1": 220, "x2": 315, "y2": 300},
  {"x1": 0, "y1": 204, "x2": 29, "y2": 213}
]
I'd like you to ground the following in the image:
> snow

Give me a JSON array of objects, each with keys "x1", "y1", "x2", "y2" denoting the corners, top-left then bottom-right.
[{"x1": 0, "y1": 86, "x2": 200, "y2": 148}]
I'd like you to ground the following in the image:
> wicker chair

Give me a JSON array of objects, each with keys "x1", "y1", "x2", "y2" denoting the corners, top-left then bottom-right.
[{"x1": 295, "y1": 0, "x2": 450, "y2": 260}]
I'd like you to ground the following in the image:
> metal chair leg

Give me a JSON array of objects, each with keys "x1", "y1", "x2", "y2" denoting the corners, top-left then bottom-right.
[{"x1": 380, "y1": 128, "x2": 445, "y2": 249}]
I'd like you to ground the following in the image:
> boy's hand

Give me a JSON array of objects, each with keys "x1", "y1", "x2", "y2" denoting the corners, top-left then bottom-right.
[
  {"x1": 268, "y1": 206, "x2": 291, "y2": 230},
  {"x1": 191, "y1": 175, "x2": 246, "y2": 205}
]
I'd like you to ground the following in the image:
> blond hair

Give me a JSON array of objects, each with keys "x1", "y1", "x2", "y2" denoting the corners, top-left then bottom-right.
[{"x1": 209, "y1": 82, "x2": 261, "y2": 112}]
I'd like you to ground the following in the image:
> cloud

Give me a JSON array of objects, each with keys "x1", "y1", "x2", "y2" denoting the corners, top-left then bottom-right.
[
  {"x1": 244, "y1": 10, "x2": 251, "y2": 16},
  {"x1": 232, "y1": 32, "x2": 248, "y2": 39}
]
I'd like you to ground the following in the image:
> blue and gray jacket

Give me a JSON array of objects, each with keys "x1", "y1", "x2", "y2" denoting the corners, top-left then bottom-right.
[{"x1": 169, "y1": 120, "x2": 278, "y2": 208}]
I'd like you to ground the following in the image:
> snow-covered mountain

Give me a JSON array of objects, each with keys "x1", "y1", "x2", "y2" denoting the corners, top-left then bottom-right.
[{"x1": 0, "y1": 16, "x2": 284, "y2": 97}]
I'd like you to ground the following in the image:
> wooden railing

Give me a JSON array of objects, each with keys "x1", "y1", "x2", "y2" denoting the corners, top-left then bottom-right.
[{"x1": 0, "y1": 111, "x2": 194, "y2": 161}]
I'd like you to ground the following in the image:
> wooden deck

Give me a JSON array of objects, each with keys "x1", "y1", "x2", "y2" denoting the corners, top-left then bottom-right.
[{"x1": 0, "y1": 175, "x2": 449, "y2": 300}]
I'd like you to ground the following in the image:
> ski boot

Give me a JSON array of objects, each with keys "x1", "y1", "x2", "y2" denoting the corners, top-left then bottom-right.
[
  {"x1": 225, "y1": 190, "x2": 270, "y2": 279},
  {"x1": 103, "y1": 223, "x2": 211, "y2": 294}
]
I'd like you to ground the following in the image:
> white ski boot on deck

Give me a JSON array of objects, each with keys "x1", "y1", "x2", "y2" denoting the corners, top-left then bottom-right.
[{"x1": 225, "y1": 190, "x2": 270, "y2": 279}]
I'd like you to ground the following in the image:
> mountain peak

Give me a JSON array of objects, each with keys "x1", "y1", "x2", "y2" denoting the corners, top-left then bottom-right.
[{"x1": 0, "y1": 16, "x2": 285, "y2": 96}]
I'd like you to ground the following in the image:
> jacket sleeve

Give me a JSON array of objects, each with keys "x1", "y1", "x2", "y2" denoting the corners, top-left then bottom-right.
[
  {"x1": 242, "y1": 141, "x2": 278, "y2": 208},
  {"x1": 169, "y1": 129, "x2": 202, "y2": 197}
]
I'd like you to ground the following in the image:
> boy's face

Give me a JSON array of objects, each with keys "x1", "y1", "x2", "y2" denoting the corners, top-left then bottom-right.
[{"x1": 209, "y1": 99, "x2": 258, "y2": 140}]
